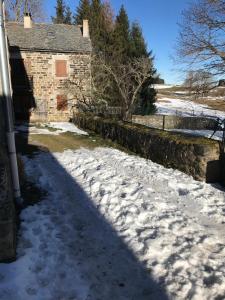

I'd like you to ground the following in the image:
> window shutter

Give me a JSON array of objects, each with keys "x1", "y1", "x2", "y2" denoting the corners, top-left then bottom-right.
[
  {"x1": 55, "y1": 60, "x2": 67, "y2": 77},
  {"x1": 57, "y1": 95, "x2": 68, "y2": 111}
]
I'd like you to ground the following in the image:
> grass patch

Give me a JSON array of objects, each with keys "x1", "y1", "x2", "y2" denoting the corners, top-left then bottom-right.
[
  {"x1": 15, "y1": 133, "x2": 49, "y2": 157},
  {"x1": 28, "y1": 131, "x2": 134, "y2": 154}
]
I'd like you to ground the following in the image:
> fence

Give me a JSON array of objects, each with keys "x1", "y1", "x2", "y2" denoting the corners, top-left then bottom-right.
[{"x1": 132, "y1": 115, "x2": 219, "y2": 131}]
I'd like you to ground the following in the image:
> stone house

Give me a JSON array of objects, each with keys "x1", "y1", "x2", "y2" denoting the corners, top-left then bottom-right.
[{"x1": 6, "y1": 15, "x2": 92, "y2": 122}]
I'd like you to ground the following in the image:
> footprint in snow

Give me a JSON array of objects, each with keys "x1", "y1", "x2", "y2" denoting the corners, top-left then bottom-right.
[
  {"x1": 26, "y1": 287, "x2": 37, "y2": 296},
  {"x1": 37, "y1": 276, "x2": 50, "y2": 287},
  {"x1": 32, "y1": 226, "x2": 42, "y2": 236},
  {"x1": 29, "y1": 263, "x2": 45, "y2": 274},
  {"x1": 0, "y1": 273, "x2": 4, "y2": 281},
  {"x1": 38, "y1": 242, "x2": 49, "y2": 252},
  {"x1": 120, "y1": 193, "x2": 127, "y2": 199},
  {"x1": 20, "y1": 237, "x2": 33, "y2": 249},
  {"x1": 178, "y1": 188, "x2": 189, "y2": 196}
]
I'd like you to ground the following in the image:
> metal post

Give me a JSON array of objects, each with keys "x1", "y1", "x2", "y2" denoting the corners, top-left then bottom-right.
[
  {"x1": 0, "y1": 0, "x2": 21, "y2": 200},
  {"x1": 162, "y1": 115, "x2": 165, "y2": 130},
  {"x1": 222, "y1": 119, "x2": 225, "y2": 152}
]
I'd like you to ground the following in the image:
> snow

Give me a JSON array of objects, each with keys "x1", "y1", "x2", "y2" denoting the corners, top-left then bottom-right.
[
  {"x1": 15, "y1": 122, "x2": 88, "y2": 136},
  {"x1": 155, "y1": 96, "x2": 225, "y2": 140},
  {"x1": 45, "y1": 122, "x2": 88, "y2": 135},
  {"x1": 174, "y1": 91, "x2": 189, "y2": 95},
  {"x1": 1, "y1": 146, "x2": 225, "y2": 299},
  {"x1": 156, "y1": 97, "x2": 225, "y2": 119},
  {"x1": 152, "y1": 84, "x2": 175, "y2": 89}
]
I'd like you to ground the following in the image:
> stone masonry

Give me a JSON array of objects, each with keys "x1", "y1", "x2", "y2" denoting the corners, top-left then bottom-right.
[
  {"x1": 10, "y1": 51, "x2": 91, "y2": 122},
  {"x1": 6, "y1": 20, "x2": 92, "y2": 122}
]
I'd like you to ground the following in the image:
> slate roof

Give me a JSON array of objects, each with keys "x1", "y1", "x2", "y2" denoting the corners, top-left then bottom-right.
[{"x1": 6, "y1": 22, "x2": 92, "y2": 53}]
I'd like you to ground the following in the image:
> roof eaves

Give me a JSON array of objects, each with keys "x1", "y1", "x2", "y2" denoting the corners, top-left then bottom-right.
[{"x1": 9, "y1": 46, "x2": 92, "y2": 54}]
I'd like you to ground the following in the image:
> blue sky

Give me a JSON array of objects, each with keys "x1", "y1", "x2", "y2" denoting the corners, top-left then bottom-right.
[{"x1": 45, "y1": 0, "x2": 190, "y2": 84}]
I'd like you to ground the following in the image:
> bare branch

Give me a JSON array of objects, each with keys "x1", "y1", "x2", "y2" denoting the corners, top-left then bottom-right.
[
  {"x1": 98, "y1": 56, "x2": 152, "y2": 119},
  {"x1": 5, "y1": 0, "x2": 45, "y2": 22},
  {"x1": 184, "y1": 70, "x2": 216, "y2": 99},
  {"x1": 62, "y1": 55, "x2": 152, "y2": 120},
  {"x1": 177, "y1": 0, "x2": 225, "y2": 75}
]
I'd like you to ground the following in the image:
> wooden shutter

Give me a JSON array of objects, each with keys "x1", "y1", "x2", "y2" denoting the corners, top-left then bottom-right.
[
  {"x1": 57, "y1": 95, "x2": 68, "y2": 111},
  {"x1": 55, "y1": 60, "x2": 67, "y2": 77}
]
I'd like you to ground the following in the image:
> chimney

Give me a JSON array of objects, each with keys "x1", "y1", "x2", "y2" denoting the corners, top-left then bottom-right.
[
  {"x1": 83, "y1": 20, "x2": 89, "y2": 38},
  {"x1": 24, "y1": 13, "x2": 32, "y2": 29}
]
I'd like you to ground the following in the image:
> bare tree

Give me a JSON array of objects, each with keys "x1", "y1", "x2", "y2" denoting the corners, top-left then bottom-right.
[
  {"x1": 63, "y1": 56, "x2": 152, "y2": 120},
  {"x1": 62, "y1": 56, "x2": 113, "y2": 116},
  {"x1": 184, "y1": 70, "x2": 215, "y2": 99},
  {"x1": 177, "y1": 0, "x2": 225, "y2": 76},
  {"x1": 5, "y1": 0, "x2": 45, "y2": 22},
  {"x1": 64, "y1": 75, "x2": 110, "y2": 114},
  {"x1": 99, "y1": 56, "x2": 153, "y2": 120}
]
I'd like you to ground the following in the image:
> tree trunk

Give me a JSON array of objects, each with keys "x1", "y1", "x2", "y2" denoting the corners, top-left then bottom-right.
[{"x1": 122, "y1": 107, "x2": 132, "y2": 122}]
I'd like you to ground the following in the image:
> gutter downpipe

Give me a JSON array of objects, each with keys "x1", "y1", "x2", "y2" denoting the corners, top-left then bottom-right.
[{"x1": 0, "y1": 0, "x2": 21, "y2": 201}]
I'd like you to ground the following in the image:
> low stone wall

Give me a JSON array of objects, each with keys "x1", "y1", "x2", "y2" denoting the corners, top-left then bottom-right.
[
  {"x1": 0, "y1": 100, "x2": 16, "y2": 262},
  {"x1": 132, "y1": 115, "x2": 219, "y2": 130},
  {"x1": 31, "y1": 111, "x2": 70, "y2": 122},
  {"x1": 73, "y1": 114, "x2": 222, "y2": 183}
]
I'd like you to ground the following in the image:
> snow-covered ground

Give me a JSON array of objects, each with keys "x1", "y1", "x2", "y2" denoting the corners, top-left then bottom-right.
[
  {"x1": 152, "y1": 84, "x2": 175, "y2": 89},
  {"x1": 0, "y1": 125, "x2": 225, "y2": 299},
  {"x1": 15, "y1": 122, "x2": 88, "y2": 136},
  {"x1": 156, "y1": 97, "x2": 225, "y2": 119},
  {"x1": 45, "y1": 122, "x2": 88, "y2": 135}
]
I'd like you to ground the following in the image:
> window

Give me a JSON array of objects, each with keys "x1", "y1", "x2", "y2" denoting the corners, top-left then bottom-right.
[
  {"x1": 55, "y1": 60, "x2": 67, "y2": 77},
  {"x1": 57, "y1": 95, "x2": 68, "y2": 111}
]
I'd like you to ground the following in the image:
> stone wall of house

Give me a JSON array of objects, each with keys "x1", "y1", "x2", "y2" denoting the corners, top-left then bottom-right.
[
  {"x1": 0, "y1": 97, "x2": 16, "y2": 262},
  {"x1": 10, "y1": 51, "x2": 91, "y2": 122},
  {"x1": 73, "y1": 114, "x2": 222, "y2": 183},
  {"x1": 132, "y1": 115, "x2": 219, "y2": 130}
]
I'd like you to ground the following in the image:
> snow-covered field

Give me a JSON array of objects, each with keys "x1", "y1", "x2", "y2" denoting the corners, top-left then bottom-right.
[
  {"x1": 156, "y1": 97, "x2": 225, "y2": 119},
  {"x1": 0, "y1": 125, "x2": 225, "y2": 299},
  {"x1": 15, "y1": 122, "x2": 88, "y2": 136},
  {"x1": 152, "y1": 84, "x2": 175, "y2": 89}
]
